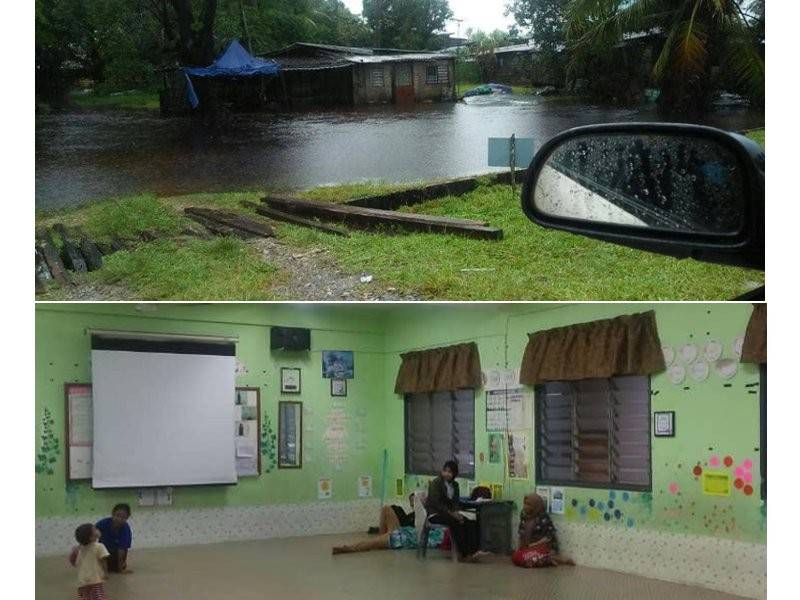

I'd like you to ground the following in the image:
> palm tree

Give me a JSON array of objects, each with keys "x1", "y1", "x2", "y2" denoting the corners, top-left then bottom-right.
[{"x1": 565, "y1": 0, "x2": 764, "y2": 113}]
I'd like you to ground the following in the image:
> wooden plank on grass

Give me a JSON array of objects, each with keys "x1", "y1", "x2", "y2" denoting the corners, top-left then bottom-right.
[
  {"x1": 184, "y1": 212, "x2": 252, "y2": 239},
  {"x1": 184, "y1": 207, "x2": 275, "y2": 238},
  {"x1": 35, "y1": 248, "x2": 53, "y2": 292},
  {"x1": 36, "y1": 230, "x2": 70, "y2": 286},
  {"x1": 240, "y1": 201, "x2": 351, "y2": 237},
  {"x1": 71, "y1": 225, "x2": 103, "y2": 271},
  {"x1": 261, "y1": 195, "x2": 502, "y2": 240},
  {"x1": 52, "y1": 224, "x2": 87, "y2": 273}
]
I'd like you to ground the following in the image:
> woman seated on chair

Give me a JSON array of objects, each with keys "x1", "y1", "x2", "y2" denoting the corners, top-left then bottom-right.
[
  {"x1": 425, "y1": 460, "x2": 488, "y2": 562},
  {"x1": 331, "y1": 497, "x2": 445, "y2": 555}
]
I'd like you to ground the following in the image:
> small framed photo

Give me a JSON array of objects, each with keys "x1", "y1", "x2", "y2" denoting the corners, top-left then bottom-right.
[
  {"x1": 654, "y1": 411, "x2": 675, "y2": 437},
  {"x1": 280, "y1": 368, "x2": 301, "y2": 394},
  {"x1": 331, "y1": 379, "x2": 347, "y2": 397}
]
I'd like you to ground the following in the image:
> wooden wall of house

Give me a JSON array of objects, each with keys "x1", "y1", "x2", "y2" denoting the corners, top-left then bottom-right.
[
  {"x1": 284, "y1": 67, "x2": 354, "y2": 109},
  {"x1": 353, "y1": 64, "x2": 393, "y2": 105}
]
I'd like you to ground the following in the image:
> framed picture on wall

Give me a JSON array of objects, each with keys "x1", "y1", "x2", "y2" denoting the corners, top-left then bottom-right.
[
  {"x1": 653, "y1": 410, "x2": 675, "y2": 437},
  {"x1": 280, "y1": 368, "x2": 301, "y2": 394},
  {"x1": 654, "y1": 411, "x2": 675, "y2": 437},
  {"x1": 278, "y1": 401, "x2": 303, "y2": 469},
  {"x1": 234, "y1": 387, "x2": 261, "y2": 477},
  {"x1": 331, "y1": 379, "x2": 347, "y2": 397},
  {"x1": 322, "y1": 350, "x2": 354, "y2": 379}
]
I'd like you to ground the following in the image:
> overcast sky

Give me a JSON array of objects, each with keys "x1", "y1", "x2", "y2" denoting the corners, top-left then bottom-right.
[{"x1": 341, "y1": 0, "x2": 516, "y2": 36}]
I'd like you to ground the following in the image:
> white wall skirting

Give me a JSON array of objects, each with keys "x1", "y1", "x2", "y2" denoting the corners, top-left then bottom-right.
[
  {"x1": 37, "y1": 503, "x2": 765, "y2": 598},
  {"x1": 556, "y1": 522, "x2": 766, "y2": 599},
  {"x1": 36, "y1": 499, "x2": 380, "y2": 558}
]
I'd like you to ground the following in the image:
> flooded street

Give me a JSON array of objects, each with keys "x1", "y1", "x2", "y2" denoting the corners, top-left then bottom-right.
[{"x1": 35, "y1": 96, "x2": 763, "y2": 211}]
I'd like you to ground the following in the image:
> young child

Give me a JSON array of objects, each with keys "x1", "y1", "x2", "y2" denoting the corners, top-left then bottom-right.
[
  {"x1": 70, "y1": 523, "x2": 110, "y2": 600},
  {"x1": 517, "y1": 492, "x2": 574, "y2": 567}
]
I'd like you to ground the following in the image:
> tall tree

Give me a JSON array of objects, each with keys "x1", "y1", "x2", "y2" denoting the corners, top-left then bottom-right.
[
  {"x1": 171, "y1": 0, "x2": 218, "y2": 65},
  {"x1": 363, "y1": 0, "x2": 453, "y2": 48},
  {"x1": 506, "y1": 0, "x2": 568, "y2": 84},
  {"x1": 565, "y1": 0, "x2": 764, "y2": 113}
]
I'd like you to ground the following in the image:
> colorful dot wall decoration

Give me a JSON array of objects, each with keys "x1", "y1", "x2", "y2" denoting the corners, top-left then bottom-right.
[{"x1": 709, "y1": 455, "x2": 720, "y2": 467}]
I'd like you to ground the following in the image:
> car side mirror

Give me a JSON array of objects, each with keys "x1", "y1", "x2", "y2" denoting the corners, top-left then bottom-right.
[{"x1": 521, "y1": 123, "x2": 764, "y2": 270}]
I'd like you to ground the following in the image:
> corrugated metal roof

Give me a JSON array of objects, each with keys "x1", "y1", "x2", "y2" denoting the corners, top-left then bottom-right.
[
  {"x1": 264, "y1": 42, "x2": 420, "y2": 58},
  {"x1": 346, "y1": 53, "x2": 452, "y2": 64},
  {"x1": 273, "y1": 56, "x2": 353, "y2": 71}
]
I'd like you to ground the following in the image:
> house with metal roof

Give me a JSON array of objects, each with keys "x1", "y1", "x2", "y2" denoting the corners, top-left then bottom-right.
[{"x1": 262, "y1": 43, "x2": 456, "y2": 108}]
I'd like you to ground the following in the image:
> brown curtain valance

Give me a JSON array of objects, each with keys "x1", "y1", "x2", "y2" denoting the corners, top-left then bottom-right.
[
  {"x1": 741, "y1": 304, "x2": 767, "y2": 364},
  {"x1": 519, "y1": 311, "x2": 666, "y2": 385},
  {"x1": 395, "y1": 342, "x2": 482, "y2": 394}
]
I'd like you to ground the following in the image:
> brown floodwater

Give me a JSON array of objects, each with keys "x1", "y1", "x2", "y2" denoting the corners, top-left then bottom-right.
[{"x1": 35, "y1": 95, "x2": 763, "y2": 212}]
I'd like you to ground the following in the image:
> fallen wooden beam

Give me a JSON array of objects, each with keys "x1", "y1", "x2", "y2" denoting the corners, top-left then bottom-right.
[
  {"x1": 240, "y1": 201, "x2": 351, "y2": 237},
  {"x1": 71, "y1": 225, "x2": 103, "y2": 271},
  {"x1": 261, "y1": 195, "x2": 502, "y2": 240},
  {"x1": 184, "y1": 207, "x2": 275, "y2": 238},
  {"x1": 35, "y1": 248, "x2": 53, "y2": 292},
  {"x1": 346, "y1": 177, "x2": 479, "y2": 210},
  {"x1": 36, "y1": 230, "x2": 70, "y2": 286},
  {"x1": 184, "y1": 212, "x2": 252, "y2": 239},
  {"x1": 52, "y1": 224, "x2": 88, "y2": 273}
]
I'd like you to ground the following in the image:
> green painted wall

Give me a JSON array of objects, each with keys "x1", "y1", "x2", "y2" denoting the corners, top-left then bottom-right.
[
  {"x1": 35, "y1": 304, "x2": 388, "y2": 518},
  {"x1": 36, "y1": 303, "x2": 765, "y2": 546},
  {"x1": 381, "y1": 303, "x2": 765, "y2": 544}
]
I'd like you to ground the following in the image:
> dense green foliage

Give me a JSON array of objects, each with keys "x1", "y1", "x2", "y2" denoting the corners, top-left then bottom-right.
[
  {"x1": 564, "y1": 0, "x2": 764, "y2": 112},
  {"x1": 36, "y1": 0, "x2": 446, "y2": 106},
  {"x1": 363, "y1": 0, "x2": 452, "y2": 48}
]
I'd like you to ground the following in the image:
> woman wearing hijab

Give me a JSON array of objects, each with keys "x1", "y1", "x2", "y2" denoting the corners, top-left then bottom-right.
[{"x1": 516, "y1": 492, "x2": 574, "y2": 567}]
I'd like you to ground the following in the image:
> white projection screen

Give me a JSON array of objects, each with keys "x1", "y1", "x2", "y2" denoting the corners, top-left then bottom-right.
[{"x1": 91, "y1": 334, "x2": 237, "y2": 488}]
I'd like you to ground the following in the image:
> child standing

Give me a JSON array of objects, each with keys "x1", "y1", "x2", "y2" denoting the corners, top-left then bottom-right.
[{"x1": 70, "y1": 523, "x2": 109, "y2": 600}]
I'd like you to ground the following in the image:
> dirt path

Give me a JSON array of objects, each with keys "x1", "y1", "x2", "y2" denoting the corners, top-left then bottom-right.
[{"x1": 253, "y1": 238, "x2": 420, "y2": 301}]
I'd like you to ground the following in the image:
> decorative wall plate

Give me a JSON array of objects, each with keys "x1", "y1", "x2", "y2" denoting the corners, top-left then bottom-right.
[
  {"x1": 667, "y1": 364, "x2": 686, "y2": 385},
  {"x1": 690, "y1": 360, "x2": 710, "y2": 382},
  {"x1": 680, "y1": 344, "x2": 699, "y2": 364},
  {"x1": 732, "y1": 335, "x2": 745, "y2": 358},
  {"x1": 662, "y1": 345, "x2": 675, "y2": 366},
  {"x1": 704, "y1": 340, "x2": 723, "y2": 362},
  {"x1": 715, "y1": 358, "x2": 738, "y2": 380}
]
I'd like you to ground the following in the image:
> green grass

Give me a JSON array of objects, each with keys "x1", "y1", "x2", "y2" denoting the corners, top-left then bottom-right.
[
  {"x1": 92, "y1": 237, "x2": 281, "y2": 300},
  {"x1": 37, "y1": 194, "x2": 188, "y2": 242},
  {"x1": 36, "y1": 135, "x2": 766, "y2": 300},
  {"x1": 70, "y1": 90, "x2": 160, "y2": 111},
  {"x1": 276, "y1": 183, "x2": 763, "y2": 300},
  {"x1": 745, "y1": 128, "x2": 765, "y2": 147}
]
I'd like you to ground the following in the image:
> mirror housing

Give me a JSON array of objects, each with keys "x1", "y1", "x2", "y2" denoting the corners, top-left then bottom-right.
[{"x1": 521, "y1": 123, "x2": 764, "y2": 270}]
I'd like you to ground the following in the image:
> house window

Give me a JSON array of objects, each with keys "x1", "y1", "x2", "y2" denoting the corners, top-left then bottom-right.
[
  {"x1": 425, "y1": 64, "x2": 439, "y2": 84},
  {"x1": 370, "y1": 67, "x2": 385, "y2": 87},
  {"x1": 436, "y1": 64, "x2": 449, "y2": 85},
  {"x1": 535, "y1": 375, "x2": 651, "y2": 491},
  {"x1": 405, "y1": 389, "x2": 475, "y2": 478}
]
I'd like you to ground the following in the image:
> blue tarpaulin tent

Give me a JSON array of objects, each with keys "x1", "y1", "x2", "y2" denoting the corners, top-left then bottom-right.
[{"x1": 182, "y1": 40, "x2": 281, "y2": 108}]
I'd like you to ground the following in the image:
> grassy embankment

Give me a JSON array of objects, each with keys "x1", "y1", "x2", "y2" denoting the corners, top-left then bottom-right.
[
  {"x1": 69, "y1": 90, "x2": 160, "y2": 110},
  {"x1": 35, "y1": 129, "x2": 765, "y2": 301}
]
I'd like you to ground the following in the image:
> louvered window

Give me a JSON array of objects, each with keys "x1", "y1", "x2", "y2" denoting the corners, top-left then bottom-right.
[
  {"x1": 405, "y1": 389, "x2": 475, "y2": 478},
  {"x1": 536, "y1": 376, "x2": 651, "y2": 491}
]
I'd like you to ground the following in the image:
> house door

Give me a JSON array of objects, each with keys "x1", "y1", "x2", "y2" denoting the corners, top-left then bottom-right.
[{"x1": 393, "y1": 63, "x2": 415, "y2": 104}]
